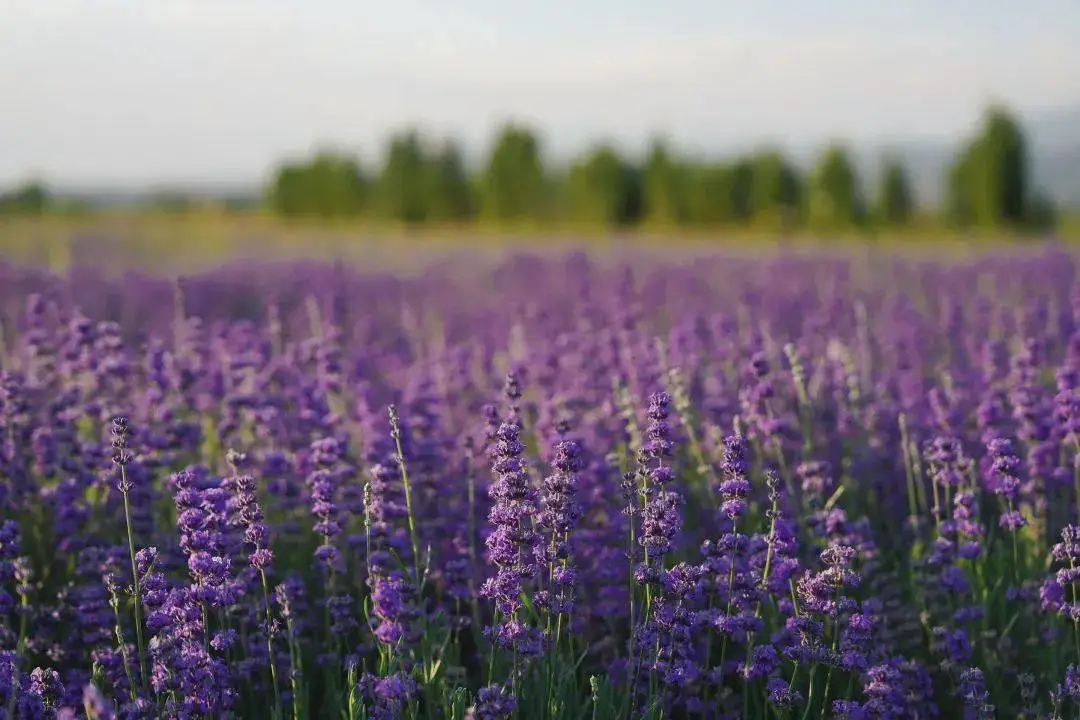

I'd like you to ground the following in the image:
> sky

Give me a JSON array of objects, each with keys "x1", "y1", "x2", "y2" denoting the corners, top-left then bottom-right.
[{"x1": 2, "y1": 0, "x2": 1079, "y2": 187}]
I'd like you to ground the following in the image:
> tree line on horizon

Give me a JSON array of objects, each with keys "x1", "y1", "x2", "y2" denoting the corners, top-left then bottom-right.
[
  {"x1": 0, "y1": 104, "x2": 1060, "y2": 235},
  {"x1": 263, "y1": 104, "x2": 1056, "y2": 234}
]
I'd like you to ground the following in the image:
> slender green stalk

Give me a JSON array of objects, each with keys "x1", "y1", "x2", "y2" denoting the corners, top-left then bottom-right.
[
  {"x1": 388, "y1": 404, "x2": 438, "y2": 711},
  {"x1": 260, "y1": 574, "x2": 284, "y2": 719},
  {"x1": 388, "y1": 406, "x2": 422, "y2": 592},
  {"x1": 280, "y1": 593, "x2": 303, "y2": 720},
  {"x1": 107, "y1": 585, "x2": 138, "y2": 703},
  {"x1": 118, "y1": 463, "x2": 149, "y2": 694},
  {"x1": 799, "y1": 665, "x2": 818, "y2": 720}
]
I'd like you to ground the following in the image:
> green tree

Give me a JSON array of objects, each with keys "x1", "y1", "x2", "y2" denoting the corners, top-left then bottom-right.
[
  {"x1": 730, "y1": 159, "x2": 755, "y2": 223},
  {"x1": 970, "y1": 105, "x2": 1028, "y2": 229},
  {"x1": 266, "y1": 154, "x2": 366, "y2": 218},
  {"x1": 308, "y1": 152, "x2": 367, "y2": 218},
  {"x1": 565, "y1": 143, "x2": 642, "y2": 227},
  {"x1": 377, "y1": 130, "x2": 429, "y2": 223},
  {"x1": 267, "y1": 163, "x2": 305, "y2": 216},
  {"x1": 807, "y1": 144, "x2": 862, "y2": 232},
  {"x1": 642, "y1": 137, "x2": 685, "y2": 226},
  {"x1": 874, "y1": 156, "x2": 914, "y2": 227},
  {"x1": 480, "y1": 124, "x2": 549, "y2": 225},
  {"x1": 750, "y1": 150, "x2": 801, "y2": 230},
  {"x1": 682, "y1": 162, "x2": 736, "y2": 225},
  {"x1": 945, "y1": 139, "x2": 978, "y2": 228},
  {"x1": 424, "y1": 139, "x2": 474, "y2": 222}
]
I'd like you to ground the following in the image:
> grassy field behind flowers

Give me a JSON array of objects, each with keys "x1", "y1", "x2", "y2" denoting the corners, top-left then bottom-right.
[{"x1": 2, "y1": 245, "x2": 1080, "y2": 719}]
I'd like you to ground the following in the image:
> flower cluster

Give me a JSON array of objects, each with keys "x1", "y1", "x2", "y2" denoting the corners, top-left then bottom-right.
[{"x1": 481, "y1": 417, "x2": 543, "y2": 656}]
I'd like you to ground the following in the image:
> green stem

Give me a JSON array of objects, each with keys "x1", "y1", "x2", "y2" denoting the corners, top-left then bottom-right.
[
  {"x1": 120, "y1": 470, "x2": 149, "y2": 694},
  {"x1": 260, "y1": 573, "x2": 284, "y2": 719},
  {"x1": 390, "y1": 410, "x2": 423, "y2": 589}
]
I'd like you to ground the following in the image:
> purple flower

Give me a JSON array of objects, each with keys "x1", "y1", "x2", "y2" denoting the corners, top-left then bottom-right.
[
  {"x1": 480, "y1": 417, "x2": 543, "y2": 656},
  {"x1": 82, "y1": 683, "x2": 116, "y2": 719},
  {"x1": 356, "y1": 671, "x2": 417, "y2": 720},
  {"x1": 924, "y1": 437, "x2": 967, "y2": 488},
  {"x1": 370, "y1": 572, "x2": 417, "y2": 647},
  {"x1": 28, "y1": 667, "x2": 64, "y2": 708},
  {"x1": 307, "y1": 436, "x2": 348, "y2": 572},
  {"x1": 766, "y1": 676, "x2": 801, "y2": 708},
  {"x1": 110, "y1": 416, "x2": 134, "y2": 473},
  {"x1": 958, "y1": 667, "x2": 994, "y2": 720},
  {"x1": 1064, "y1": 664, "x2": 1080, "y2": 701},
  {"x1": 636, "y1": 392, "x2": 683, "y2": 570},
  {"x1": 952, "y1": 491, "x2": 983, "y2": 558},
  {"x1": 366, "y1": 462, "x2": 412, "y2": 576},
  {"x1": 796, "y1": 543, "x2": 860, "y2": 616},
  {"x1": 467, "y1": 682, "x2": 516, "y2": 720},
  {"x1": 985, "y1": 437, "x2": 1027, "y2": 531},
  {"x1": 1047, "y1": 525, "x2": 1080, "y2": 620},
  {"x1": 145, "y1": 584, "x2": 236, "y2": 715},
  {"x1": 720, "y1": 435, "x2": 751, "y2": 520},
  {"x1": 225, "y1": 450, "x2": 274, "y2": 571},
  {"x1": 986, "y1": 437, "x2": 1021, "y2": 499},
  {"x1": 171, "y1": 469, "x2": 236, "y2": 609},
  {"x1": 795, "y1": 460, "x2": 833, "y2": 502},
  {"x1": 642, "y1": 391, "x2": 675, "y2": 467},
  {"x1": 536, "y1": 438, "x2": 584, "y2": 616}
]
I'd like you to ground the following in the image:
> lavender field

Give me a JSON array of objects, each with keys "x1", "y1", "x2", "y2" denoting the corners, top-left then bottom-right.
[{"x1": 2, "y1": 244, "x2": 1080, "y2": 719}]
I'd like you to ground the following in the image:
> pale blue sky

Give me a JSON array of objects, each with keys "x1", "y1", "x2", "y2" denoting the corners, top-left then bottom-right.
[{"x1": 2, "y1": 0, "x2": 1078, "y2": 186}]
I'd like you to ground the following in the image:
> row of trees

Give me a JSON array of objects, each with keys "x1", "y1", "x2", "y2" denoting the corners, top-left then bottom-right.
[
  {"x1": 265, "y1": 105, "x2": 1055, "y2": 233},
  {"x1": 0, "y1": 104, "x2": 1056, "y2": 234}
]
